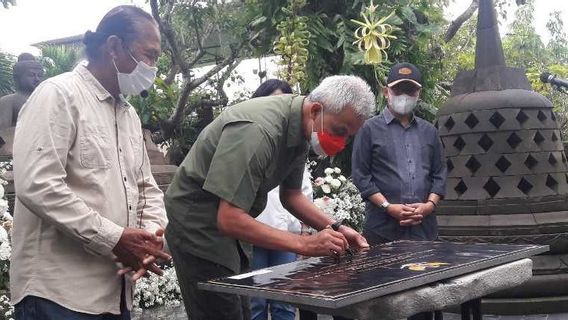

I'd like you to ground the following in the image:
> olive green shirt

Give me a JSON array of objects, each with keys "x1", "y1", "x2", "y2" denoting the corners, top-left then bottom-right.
[{"x1": 165, "y1": 94, "x2": 309, "y2": 273}]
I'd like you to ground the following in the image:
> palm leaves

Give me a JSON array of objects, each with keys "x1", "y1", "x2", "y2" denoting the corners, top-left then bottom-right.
[
  {"x1": 0, "y1": 51, "x2": 14, "y2": 96},
  {"x1": 39, "y1": 45, "x2": 82, "y2": 78}
]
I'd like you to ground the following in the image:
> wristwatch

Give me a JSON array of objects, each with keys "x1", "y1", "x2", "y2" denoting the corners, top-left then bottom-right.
[{"x1": 380, "y1": 200, "x2": 391, "y2": 209}]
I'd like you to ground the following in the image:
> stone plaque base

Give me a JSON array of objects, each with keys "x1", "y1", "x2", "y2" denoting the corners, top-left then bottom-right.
[{"x1": 199, "y1": 241, "x2": 547, "y2": 309}]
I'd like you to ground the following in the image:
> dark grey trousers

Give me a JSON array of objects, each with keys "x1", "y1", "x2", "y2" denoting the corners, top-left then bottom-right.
[{"x1": 169, "y1": 241, "x2": 251, "y2": 320}]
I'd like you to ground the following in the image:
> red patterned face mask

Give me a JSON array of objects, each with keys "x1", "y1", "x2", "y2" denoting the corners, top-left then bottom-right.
[{"x1": 309, "y1": 110, "x2": 347, "y2": 157}]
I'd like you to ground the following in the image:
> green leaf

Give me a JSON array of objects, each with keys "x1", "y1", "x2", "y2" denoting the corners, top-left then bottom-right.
[
  {"x1": 386, "y1": 14, "x2": 404, "y2": 26},
  {"x1": 249, "y1": 15, "x2": 267, "y2": 27},
  {"x1": 401, "y1": 6, "x2": 418, "y2": 25}
]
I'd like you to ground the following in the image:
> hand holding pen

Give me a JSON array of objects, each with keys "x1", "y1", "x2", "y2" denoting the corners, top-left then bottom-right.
[
  {"x1": 330, "y1": 220, "x2": 355, "y2": 257},
  {"x1": 326, "y1": 220, "x2": 358, "y2": 259}
]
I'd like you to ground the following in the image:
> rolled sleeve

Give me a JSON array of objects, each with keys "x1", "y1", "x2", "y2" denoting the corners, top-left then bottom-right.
[
  {"x1": 351, "y1": 123, "x2": 381, "y2": 199},
  {"x1": 202, "y1": 122, "x2": 272, "y2": 212},
  {"x1": 85, "y1": 217, "x2": 125, "y2": 255},
  {"x1": 429, "y1": 133, "x2": 447, "y2": 197}
]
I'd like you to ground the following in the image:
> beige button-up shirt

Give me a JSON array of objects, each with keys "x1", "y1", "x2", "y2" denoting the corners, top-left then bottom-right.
[{"x1": 10, "y1": 64, "x2": 167, "y2": 314}]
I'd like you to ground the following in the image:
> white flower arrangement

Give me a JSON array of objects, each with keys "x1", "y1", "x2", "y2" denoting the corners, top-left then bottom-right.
[
  {"x1": 312, "y1": 167, "x2": 365, "y2": 232},
  {"x1": 0, "y1": 295, "x2": 13, "y2": 320},
  {"x1": 133, "y1": 262, "x2": 182, "y2": 310},
  {"x1": 0, "y1": 162, "x2": 12, "y2": 320}
]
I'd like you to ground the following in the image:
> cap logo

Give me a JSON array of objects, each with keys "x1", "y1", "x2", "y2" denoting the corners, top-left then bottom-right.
[{"x1": 399, "y1": 67, "x2": 412, "y2": 75}]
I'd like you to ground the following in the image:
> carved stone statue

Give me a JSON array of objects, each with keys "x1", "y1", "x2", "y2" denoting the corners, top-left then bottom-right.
[{"x1": 0, "y1": 53, "x2": 44, "y2": 130}]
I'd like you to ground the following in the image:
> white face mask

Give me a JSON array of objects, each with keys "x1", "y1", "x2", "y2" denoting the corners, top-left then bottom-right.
[
  {"x1": 310, "y1": 132, "x2": 327, "y2": 157},
  {"x1": 113, "y1": 51, "x2": 157, "y2": 96},
  {"x1": 388, "y1": 89, "x2": 419, "y2": 115},
  {"x1": 309, "y1": 111, "x2": 327, "y2": 157}
]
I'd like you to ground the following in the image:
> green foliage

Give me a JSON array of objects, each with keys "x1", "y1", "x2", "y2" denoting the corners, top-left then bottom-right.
[
  {"x1": 145, "y1": 0, "x2": 258, "y2": 163},
  {"x1": 0, "y1": 52, "x2": 14, "y2": 96},
  {"x1": 129, "y1": 78, "x2": 178, "y2": 132},
  {"x1": 436, "y1": 0, "x2": 568, "y2": 139},
  {"x1": 39, "y1": 45, "x2": 82, "y2": 78},
  {"x1": 165, "y1": 1, "x2": 253, "y2": 66},
  {"x1": 145, "y1": 0, "x2": 568, "y2": 170},
  {"x1": 274, "y1": 0, "x2": 446, "y2": 173},
  {"x1": 546, "y1": 11, "x2": 568, "y2": 62},
  {"x1": 502, "y1": 0, "x2": 544, "y2": 70},
  {"x1": 273, "y1": 0, "x2": 310, "y2": 86},
  {"x1": 440, "y1": 16, "x2": 476, "y2": 85},
  {"x1": 500, "y1": 0, "x2": 568, "y2": 137}
]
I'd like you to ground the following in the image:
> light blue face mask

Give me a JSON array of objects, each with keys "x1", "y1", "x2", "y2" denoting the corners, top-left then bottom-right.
[{"x1": 112, "y1": 51, "x2": 157, "y2": 96}]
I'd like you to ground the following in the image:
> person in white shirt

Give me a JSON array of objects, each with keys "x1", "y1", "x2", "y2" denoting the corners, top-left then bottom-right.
[{"x1": 250, "y1": 79, "x2": 313, "y2": 320}]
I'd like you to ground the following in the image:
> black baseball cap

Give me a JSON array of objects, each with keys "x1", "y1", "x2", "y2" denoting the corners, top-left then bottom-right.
[{"x1": 386, "y1": 62, "x2": 422, "y2": 88}]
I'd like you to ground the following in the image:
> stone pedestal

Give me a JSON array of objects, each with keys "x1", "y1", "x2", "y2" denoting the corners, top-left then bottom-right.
[{"x1": 131, "y1": 304, "x2": 186, "y2": 320}]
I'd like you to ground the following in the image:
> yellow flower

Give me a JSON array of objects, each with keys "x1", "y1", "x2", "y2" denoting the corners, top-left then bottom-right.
[
  {"x1": 351, "y1": 3, "x2": 397, "y2": 65},
  {"x1": 364, "y1": 39, "x2": 383, "y2": 64}
]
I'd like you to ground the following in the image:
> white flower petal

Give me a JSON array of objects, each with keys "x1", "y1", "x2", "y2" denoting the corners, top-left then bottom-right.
[{"x1": 330, "y1": 179, "x2": 341, "y2": 188}]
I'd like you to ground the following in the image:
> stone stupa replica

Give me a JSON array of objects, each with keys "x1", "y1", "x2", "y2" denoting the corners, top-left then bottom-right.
[{"x1": 436, "y1": 0, "x2": 568, "y2": 314}]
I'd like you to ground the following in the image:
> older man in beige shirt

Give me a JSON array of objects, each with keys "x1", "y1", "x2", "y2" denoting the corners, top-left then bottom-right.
[{"x1": 10, "y1": 6, "x2": 169, "y2": 320}]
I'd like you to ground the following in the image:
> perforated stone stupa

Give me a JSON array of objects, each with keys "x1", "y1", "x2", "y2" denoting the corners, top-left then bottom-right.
[{"x1": 436, "y1": 0, "x2": 568, "y2": 313}]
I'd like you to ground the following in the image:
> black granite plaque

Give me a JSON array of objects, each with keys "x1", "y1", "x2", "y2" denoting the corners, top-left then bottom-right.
[{"x1": 199, "y1": 241, "x2": 548, "y2": 308}]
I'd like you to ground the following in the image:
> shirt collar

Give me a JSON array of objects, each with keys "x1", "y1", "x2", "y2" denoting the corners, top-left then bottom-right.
[
  {"x1": 383, "y1": 107, "x2": 396, "y2": 124},
  {"x1": 74, "y1": 64, "x2": 130, "y2": 108},
  {"x1": 383, "y1": 107, "x2": 416, "y2": 127},
  {"x1": 287, "y1": 95, "x2": 306, "y2": 147}
]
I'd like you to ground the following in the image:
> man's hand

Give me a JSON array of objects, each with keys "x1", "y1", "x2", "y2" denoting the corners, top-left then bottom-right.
[
  {"x1": 299, "y1": 228, "x2": 349, "y2": 257},
  {"x1": 337, "y1": 225, "x2": 369, "y2": 249},
  {"x1": 385, "y1": 204, "x2": 423, "y2": 226},
  {"x1": 113, "y1": 228, "x2": 171, "y2": 281},
  {"x1": 407, "y1": 202, "x2": 435, "y2": 217},
  {"x1": 138, "y1": 228, "x2": 166, "y2": 266}
]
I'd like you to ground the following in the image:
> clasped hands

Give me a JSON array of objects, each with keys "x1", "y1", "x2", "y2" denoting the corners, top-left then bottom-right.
[
  {"x1": 385, "y1": 202, "x2": 435, "y2": 226},
  {"x1": 112, "y1": 227, "x2": 171, "y2": 282}
]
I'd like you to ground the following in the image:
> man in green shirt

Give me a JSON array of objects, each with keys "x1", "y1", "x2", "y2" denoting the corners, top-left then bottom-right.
[{"x1": 165, "y1": 75, "x2": 376, "y2": 320}]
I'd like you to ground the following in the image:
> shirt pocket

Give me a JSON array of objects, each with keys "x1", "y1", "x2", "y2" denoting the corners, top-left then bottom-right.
[
  {"x1": 79, "y1": 126, "x2": 112, "y2": 169},
  {"x1": 129, "y1": 135, "x2": 144, "y2": 169}
]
